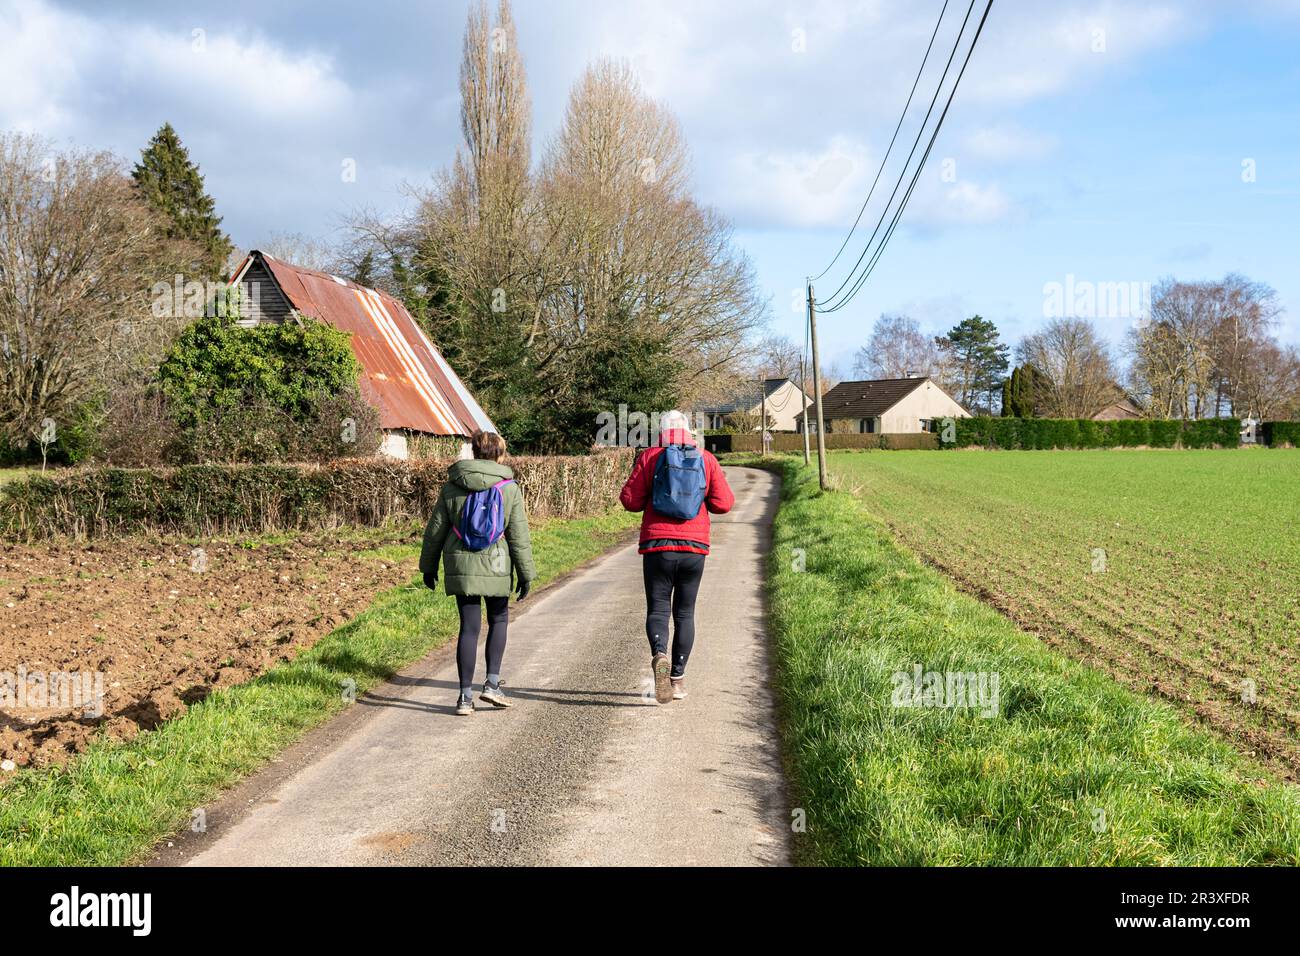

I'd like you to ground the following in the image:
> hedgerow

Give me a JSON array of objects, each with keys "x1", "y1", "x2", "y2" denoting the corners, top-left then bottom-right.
[
  {"x1": 0, "y1": 450, "x2": 634, "y2": 540},
  {"x1": 942, "y1": 417, "x2": 1247, "y2": 450},
  {"x1": 1261, "y1": 421, "x2": 1300, "y2": 447}
]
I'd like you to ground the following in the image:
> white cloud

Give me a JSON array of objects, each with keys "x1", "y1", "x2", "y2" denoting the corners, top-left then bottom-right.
[
  {"x1": 533, "y1": 0, "x2": 1200, "y2": 232},
  {"x1": 965, "y1": 2, "x2": 1195, "y2": 104},
  {"x1": 932, "y1": 180, "x2": 1014, "y2": 225},
  {"x1": 0, "y1": 0, "x2": 353, "y2": 137},
  {"x1": 0, "y1": 0, "x2": 85, "y2": 133},
  {"x1": 124, "y1": 32, "x2": 351, "y2": 121},
  {"x1": 717, "y1": 133, "x2": 1015, "y2": 233},
  {"x1": 4, "y1": 0, "x2": 1286, "y2": 255},
  {"x1": 717, "y1": 136, "x2": 899, "y2": 227},
  {"x1": 719, "y1": 137, "x2": 877, "y2": 229}
]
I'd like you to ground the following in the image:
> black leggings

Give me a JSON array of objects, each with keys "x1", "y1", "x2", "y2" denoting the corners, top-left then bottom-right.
[
  {"x1": 456, "y1": 595, "x2": 510, "y2": 690},
  {"x1": 642, "y1": 551, "x2": 706, "y2": 677}
]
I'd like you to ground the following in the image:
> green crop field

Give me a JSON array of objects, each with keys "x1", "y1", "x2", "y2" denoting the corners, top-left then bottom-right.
[{"x1": 834, "y1": 448, "x2": 1300, "y2": 779}]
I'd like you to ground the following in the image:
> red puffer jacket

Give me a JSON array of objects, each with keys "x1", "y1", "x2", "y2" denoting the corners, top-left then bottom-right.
[{"x1": 619, "y1": 429, "x2": 735, "y2": 554}]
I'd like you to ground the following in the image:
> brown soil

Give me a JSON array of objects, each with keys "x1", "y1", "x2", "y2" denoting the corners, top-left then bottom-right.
[{"x1": 0, "y1": 532, "x2": 418, "y2": 770}]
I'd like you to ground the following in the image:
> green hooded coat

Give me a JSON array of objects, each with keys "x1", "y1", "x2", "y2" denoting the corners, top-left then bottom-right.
[{"x1": 419, "y1": 459, "x2": 537, "y2": 597}]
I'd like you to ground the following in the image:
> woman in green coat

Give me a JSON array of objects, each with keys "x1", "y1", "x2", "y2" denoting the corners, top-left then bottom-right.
[{"x1": 420, "y1": 431, "x2": 537, "y2": 715}]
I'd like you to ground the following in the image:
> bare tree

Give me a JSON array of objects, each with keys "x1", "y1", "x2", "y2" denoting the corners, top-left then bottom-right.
[
  {"x1": 854, "y1": 313, "x2": 951, "y2": 382},
  {"x1": 444, "y1": 0, "x2": 533, "y2": 299},
  {"x1": 1017, "y1": 318, "x2": 1118, "y2": 418},
  {"x1": 459, "y1": 0, "x2": 531, "y2": 212},
  {"x1": 1128, "y1": 275, "x2": 1281, "y2": 419},
  {"x1": 1209, "y1": 274, "x2": 1281, "y2": 415},
  {"x1": 532, "y1": 58, "x2": 764, "y2": 404},
  {"x1": 1127, "y1": 314, "x2": 1190, "y2": 419},
  {"x1": 254, "y1": 232, "x2": 342, "y2": 274},
  {"x1": 335, "y1": 205, "x2": 425, "y2": 298},
  {"x1": 1233, "y1": 340, "x2": 1300, "y2": 420},
  {"x1": 752, "y1": 334, "x2": 802, "y2": 379},
  {"x1": 0, "y1": 133, "x2": 198, "y2": 451}
]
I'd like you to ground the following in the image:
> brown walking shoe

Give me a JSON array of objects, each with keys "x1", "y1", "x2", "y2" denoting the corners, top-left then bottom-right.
[
  {"x1": 651, "y1": 652, "x2": 673, "y2": 704},
  {"x1": 670, "y1": 676, "x2": 687, "y2": 700}
]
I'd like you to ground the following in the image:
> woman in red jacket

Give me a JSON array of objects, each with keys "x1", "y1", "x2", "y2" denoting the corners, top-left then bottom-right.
[{"x1": 619, "y1": 410, "x2": 735, "y2": 704}]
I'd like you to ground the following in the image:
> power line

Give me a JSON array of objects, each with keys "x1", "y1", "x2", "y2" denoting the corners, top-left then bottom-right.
[
  {"x1": 810, "y1": 0, "x2": 953, "y2": 283},
  {"x1": 818, "y1": 0, "x2": 994, "y2": 314},
  {"x1": 814, "y1": 0, "x2": 979, "y2": 307}
]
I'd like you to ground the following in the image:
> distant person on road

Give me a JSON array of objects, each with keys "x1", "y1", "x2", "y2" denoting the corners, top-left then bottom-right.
[
  {"x1": 619, "y1": 410, "x2": 735, "y2": 704},
  {"x1": 420, "y1": 430, "x2": 536, "y2": 716}
]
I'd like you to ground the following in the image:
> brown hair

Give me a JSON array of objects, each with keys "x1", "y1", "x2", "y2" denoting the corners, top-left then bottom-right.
[{"x1": 471, "y1": 430, "x2": 507, "y2": 461}]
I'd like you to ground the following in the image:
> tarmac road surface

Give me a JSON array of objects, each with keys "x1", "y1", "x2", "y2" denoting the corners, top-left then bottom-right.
[{"x1": 169, "y1": 466, "x2": 789, "y2": 867}]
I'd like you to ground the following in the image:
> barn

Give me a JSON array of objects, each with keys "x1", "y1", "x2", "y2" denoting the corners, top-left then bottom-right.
[{"x1": 228, "y1": 250, "x2": 493, "y2": 459}]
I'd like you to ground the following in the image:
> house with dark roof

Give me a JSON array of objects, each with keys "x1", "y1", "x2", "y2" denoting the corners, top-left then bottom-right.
[
  {"x1": 228, "y1": 250, "x2": 494, "y2": 458},
  {"x1": 697, "y1": 377, "x2": 812, "y2": 432},
  {"x1": 794, "y1": 375, "x2": 969, "y2": 434}
]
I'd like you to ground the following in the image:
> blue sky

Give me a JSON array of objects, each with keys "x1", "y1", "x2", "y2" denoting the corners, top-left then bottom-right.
[{"x1": 4, "y1": 0, "x2": 1298, "y2": 374}]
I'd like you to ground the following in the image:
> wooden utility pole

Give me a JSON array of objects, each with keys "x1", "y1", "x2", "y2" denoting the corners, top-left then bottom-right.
[
  {"x1": 759, "y1": 373, "x2": 769, "y2": 455},
  {"x1": 808, "y1": 282, "x2": 828, "y2": 490}
]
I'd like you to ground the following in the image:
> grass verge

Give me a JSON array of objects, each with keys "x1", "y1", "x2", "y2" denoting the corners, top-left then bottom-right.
[
  {"x1": 742, "y1": 454, "x2": 1300, "y2": 865},
  {"x1": 0, "y1": 509, "x2": 637, "y2": 866}
]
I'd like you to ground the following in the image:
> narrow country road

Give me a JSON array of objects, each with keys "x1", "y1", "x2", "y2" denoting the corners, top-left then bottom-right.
[{"x1": 163, "y1": 467, "x2": 789, "y2": 867}]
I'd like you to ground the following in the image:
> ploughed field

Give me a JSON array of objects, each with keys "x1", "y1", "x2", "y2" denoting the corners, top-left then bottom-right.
[
  {"x1": 837, "y1": 448, "x2": 1300, "y2": 778},
  {"x1": 0, "y1": 530, "x2": 418, "y2": 769}
]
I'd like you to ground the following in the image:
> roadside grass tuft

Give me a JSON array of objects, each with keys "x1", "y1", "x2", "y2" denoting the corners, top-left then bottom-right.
[
  {"x1": 745, "y1": 455, "x2": 1300, "y2": 866},
  {"x1": 0, "y1": 509, "x2": 637, "y2": 866}
]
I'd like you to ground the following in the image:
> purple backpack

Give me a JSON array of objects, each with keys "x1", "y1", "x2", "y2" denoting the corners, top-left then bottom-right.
[{"x1": 453, "y1": 479, "x2": 513, "y2": 551}]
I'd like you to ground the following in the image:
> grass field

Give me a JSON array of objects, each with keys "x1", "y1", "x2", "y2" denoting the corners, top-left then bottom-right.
[
  {"x1": 754, "y1": 455, "x2": 1300, "y2": 865},
  {"x1": 0, "y1": 508, "x2": 637, "y2": 866},
  {"x1": 832, "y1": 448, "x2": 1300, "y2": 779}
]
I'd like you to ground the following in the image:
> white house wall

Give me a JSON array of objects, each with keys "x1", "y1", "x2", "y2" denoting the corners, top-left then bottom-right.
[
  {"x1": 757, "y1": 381, "x2": 811, "y2": 432},
  {"x1": 879, "y1": 381, "x2": 970, "y2": 432}
]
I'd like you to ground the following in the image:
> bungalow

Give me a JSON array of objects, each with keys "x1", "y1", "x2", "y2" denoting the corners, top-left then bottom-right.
[
  {"x1": 697, "y1": 377, "x2": 813, "y2": 432},
  {"x1": 228, "y1": 251, "x2": 493, "y2": 459},
  {"x1": 794, "y1": 375, "x2": 969, "y2": 434}
]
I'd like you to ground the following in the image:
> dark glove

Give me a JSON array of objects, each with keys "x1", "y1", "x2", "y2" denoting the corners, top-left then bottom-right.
[
  {"x1": 515, "y1": 578, "x2": 531, "y2": 601},
  {"x1": 422, "y1": 572, "x2": 438, "y2": 591}
]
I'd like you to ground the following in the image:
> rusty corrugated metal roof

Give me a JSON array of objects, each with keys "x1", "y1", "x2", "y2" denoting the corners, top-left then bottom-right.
[{"x1": 229, "y1": 251, "x2": 494, "y2": 437}]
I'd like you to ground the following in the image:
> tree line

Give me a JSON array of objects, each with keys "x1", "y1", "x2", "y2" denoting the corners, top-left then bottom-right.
[{"x1": 851, "y1": 275, "x2": 1298, "y2": 420}]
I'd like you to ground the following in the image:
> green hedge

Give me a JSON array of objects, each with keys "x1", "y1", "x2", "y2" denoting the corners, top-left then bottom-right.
[
  {"x1": 1262, "y1": 421, "x2": 1300, "y2": 447},
  {"x1": 0, "y1": 451, "x2": 633, "y2": 540},
  {"x1": 943, "y1": 417, "x2": 1243, "y2": 450}
]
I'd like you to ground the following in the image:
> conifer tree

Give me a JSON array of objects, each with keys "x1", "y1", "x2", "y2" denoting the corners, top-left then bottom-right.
[{"x1": 132, "y1": 123, "x2": 233, "y2": 279}]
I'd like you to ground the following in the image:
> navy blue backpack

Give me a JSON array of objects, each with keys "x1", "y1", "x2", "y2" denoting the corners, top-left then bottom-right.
[
  {"x1": 453, "y1": 479, "x2": 513, "y2": 551},
  {"x1": 651, "y1": 445, "x2": 707, "y2": 520}
]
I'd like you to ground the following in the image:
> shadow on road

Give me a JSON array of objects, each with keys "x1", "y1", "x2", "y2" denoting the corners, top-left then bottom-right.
[{"x1": 359, "y1": 677, "x2": 647, "y2": 715}]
